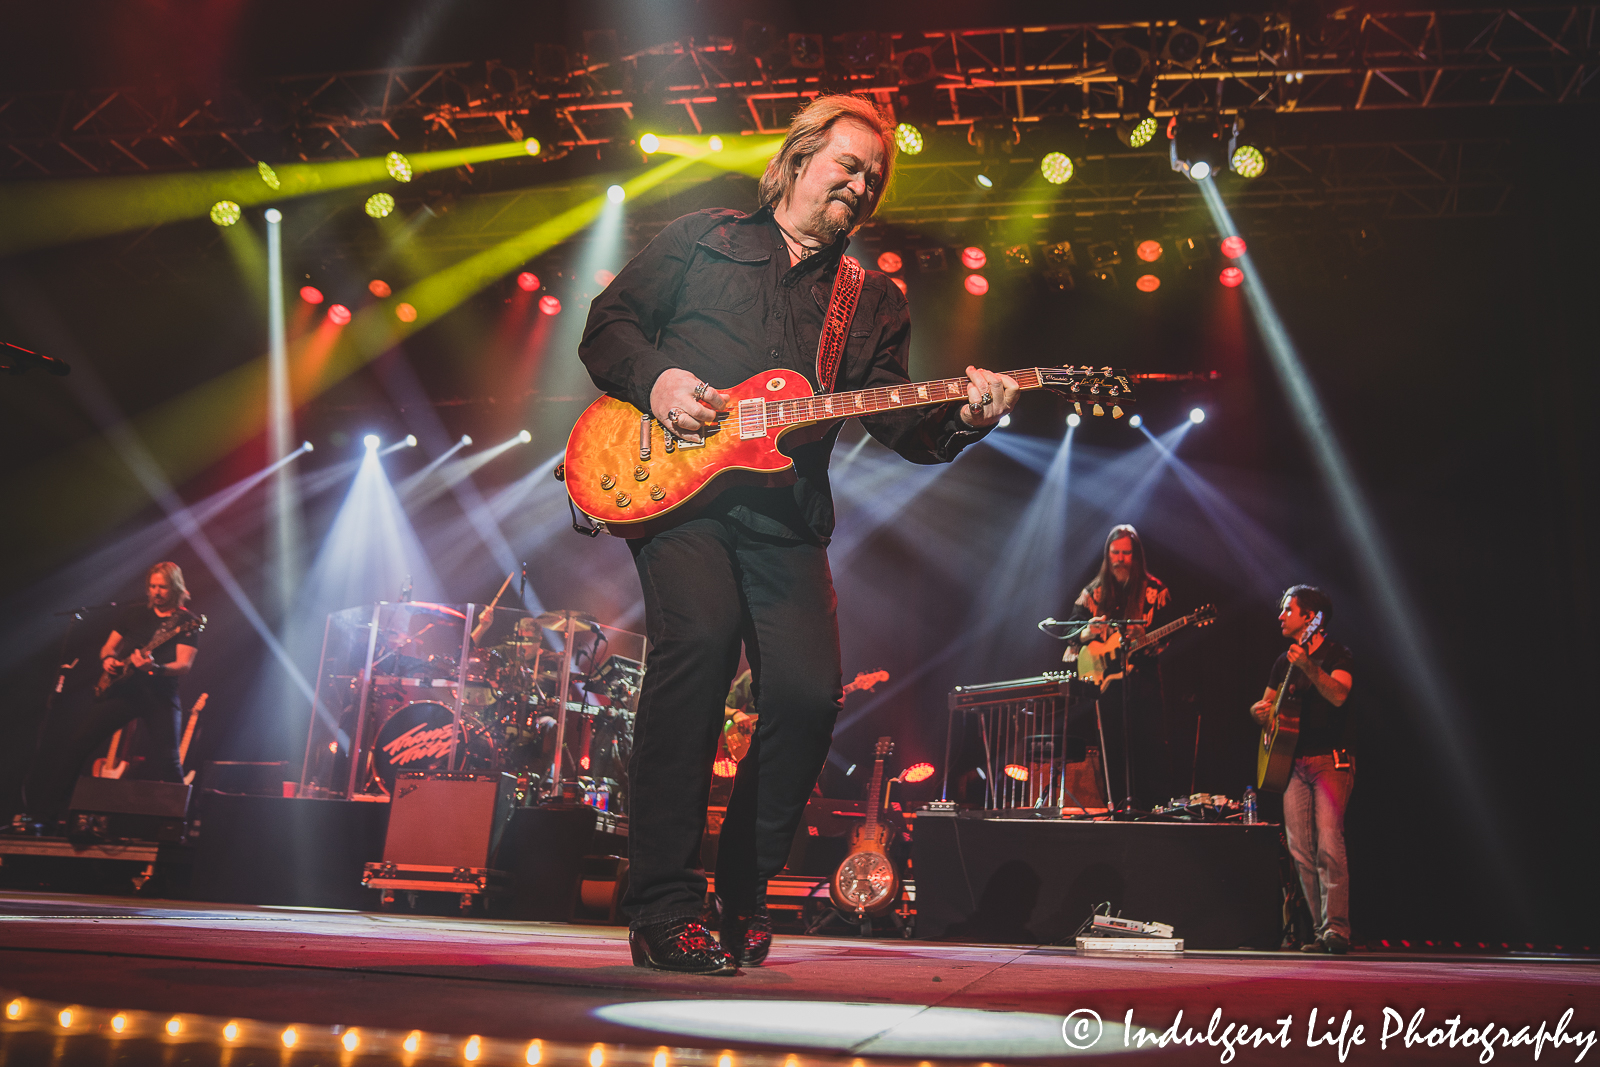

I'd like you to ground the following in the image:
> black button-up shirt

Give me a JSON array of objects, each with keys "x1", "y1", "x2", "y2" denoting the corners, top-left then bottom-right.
[{"x1": 579, "y1": 207, "x2": 988, "y2": 541}]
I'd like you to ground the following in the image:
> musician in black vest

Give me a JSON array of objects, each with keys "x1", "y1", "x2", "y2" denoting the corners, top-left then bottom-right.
[
  {"x1": 1250, "y1": 584, "x2": 1355, "y2": 954},
  {"x1": 579, "y1": 95, "x2": 1019, "y2": 973},
  {"x1": 26, "y1": 562, "x2": 201, "y2": 824},
  {"x1": 1064, "y1": 524, "x2": 1170, "y2": 811}
]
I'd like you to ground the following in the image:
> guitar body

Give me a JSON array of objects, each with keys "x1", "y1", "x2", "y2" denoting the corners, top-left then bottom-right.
[
  {"x1": 829, "y1": 737, "x2": 901, "y2": 920},
  {"x1": 94, "y1": 611, "x2": 206, "y2": 700},
  {"x1": 1257, "y1": 692, "x2": 1301, "y2": 793},
  {"x1": 1075, "y1": 632, "x2": 1124, "y2": 689},
  {"x1": 565, "y1": 369, "x2": 823, "y2": 538}
]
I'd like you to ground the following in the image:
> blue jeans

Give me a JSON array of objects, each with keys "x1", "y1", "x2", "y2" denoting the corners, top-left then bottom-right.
[{"x1": 1281, "y1": 753, "x2": 1354, "y2": 941}]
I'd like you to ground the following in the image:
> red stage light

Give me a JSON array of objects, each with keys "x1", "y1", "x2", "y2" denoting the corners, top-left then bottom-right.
[
  {"x1": 516, "y1": 272, "x2": 540, "y2": 292},
  {"x1": 1220, "y1": 235, "x2": 1247, "y2": 259},
  {"x1": 299, "y1": 286, "x2": 324, "y2": 305},
  {"x1": 593, "y1": 269, "x2": 615, "y2": 287},
  {"x1": 876, "y1": 251, "x2": 903, "y2": 273},
  {"x1": 1003, "y1": 763, "x2": 1029, "y2": 781},
  {"x1": 891, "y1": 277, "x2": 908, "y2": 296},
  {"x1": 327, "y1": 304, "x2": 352, "y2": 325},
  {"x1": 961, "y1": 246, "x2": 987, "y2": 270},
  {"x1": 1136, "y1": 274, "x2": 1161, "y2": 292},
  {"x1": 1136, "y1": 240, "x2": 1163, "y2": 263},
  {"x1": 964, "y1": 274, "x2": 989, "y2": 296},
  {"x1": 712, "y1": 758, "x2": 739, "y2": 778},
  {"x1": 1219, "y1": 266, "x2": 1244, "y2": 287},
  {"x1": 903, "y1": 762, "x2": 935, "y2": 783},
  {"x1": 538, "y1": 295, "x2": 562, "y2": 315},
  {"x1": 395, "y1": 303, "x2": 417, "y2": 323},
  {"x1": 368, "y1": 279, "x2": 392, "y2": 298}
]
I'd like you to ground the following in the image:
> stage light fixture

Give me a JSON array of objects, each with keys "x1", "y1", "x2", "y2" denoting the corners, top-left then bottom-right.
[
  {"x1": 539, "y1": 295, "x2": 562, "y2": 315},
  {"x1": 58, "y1": 1009, "x2": 72, "y2": 1028},
  {"x1": 1220, "y1": 266, "x2": 1244, "y2": 287},
  {"x1": 1004, "y1": 763, "x2": 1028, "y2": 781},
  {"x1": 111, "y1": 1013, "x2": 128, "y2": 1033},
  {"x1": 964, "y1": 274, "x2": 989, "y2": 296},
  {"x1": 405, "y1": 1032, "x2": 422, "y2": 1054},
  {"x1": 396, "y1": 302, "x2": 417, "y2": 322},
  {"x1": 385, "y1": 152, "x2": 413, "y2": 182},
  {"x1": 713, "y1": 758, "x2": 738, "y2": 778},
  {"x1": 998, "y1": 414, "x2": 1011, "y2": 428},
  {"x1": 1136, "y1": 240, "x2": 1163, "y2": 262},
  {"x1": 894, "y1": 123, "x2": 924, "y2": 155},
  {"x1": 6, "y1": 1000, "x2": 24, "y2": 1020},
  {"x1": 258, "y1": 161, "x2": 281, "y2": 189},
  {"x1": 876, "y1": 251, "x2": 903, "y2": 273},
  {"x1": 1190, "y1": 407, "x2": 1206, "y2": 424},
  {"x1": 166, "y1": 1017, "x2": 182, "y2": 1035},
  {"x1": 300, "y1": 286, "x2": 324, "y2": 304},
  {"x1": 960, "y1": 247, "x2": 987, "y2": 270},
  {"x1": 302, "y1": 440, "x2": 314, "y2": 452},
  {"x1": 264, "y1": 208, "x2": 282, "y2": 223},
  {"x1": 528, "y1": 1040, "x2": 544, "y2": 1065},
  {"x1": 461, "y1": 435, "x2": 473, "y2": 446},
  {"x1": 915, "y1": 247, "x2": 947, "y2": 273},
  {"x1": 1188, "y1": 159, "x2": 1212, "y2": 181},
  {"x1": 1042, "y1": 241, "x2": 1076, "y2": 290},
  {"x1": 1231, "y1": 144, "x2": 1266, "y2": 178},
  {"x1": 607, "y1": 185, "x2": 626, "y2": 204},
  {"x1": 1117, "y1": 114, "x2": 1159, "y2": 148},
  {"x1": 222, "y1": 1021, "x2": 238, "y2": 1041},
  {"x1": 1066, "y1": 412, "x2": 1082, "y2": 427},
  {"x1": 1129, "y1": 413, "x2": 1143, "y2": 427},
  {"x1": 524, "y1": 138, "x2": 542, "y2": 156},
  {"x1": 903, "y1": 762, "x2": 935, "y2": 782},
  {"x1": 518, "y1": 429, "x2": 532, "y2": 443},
  {"x1": 405, "y1": 435, "x2": 418, "y2": 447},
  {"x1": 594, "y1": 269, "x2": 615, "y2": 286},
  {"x1": 369, "y1": 279, "x2": 392, "y2": 298},
  {"x1": 1164, "y1": 26, "x2": 1204, "y2": 66},
  {"x1": 328, "y1": 304, "x2": 352, "y2": 325},
  {"x1": 1220, "y1": 235, "x2": 1247, "y2": 259},
  {"x1": 365, "y1": 192, "x2": 396, "y2": 218},
  {"x1": 975, "y1": 172, "x2": 994, "y2": 189},
  {"x1": 343, "y1": 1030, "x2": 361, "y2": 1053},
  {"x1": 1135, "y1": 274, "x2": 1161, "y2": 292},
  {"x1": 282, "y1": 1028, "x2": 298, "y2": 1048},
  {"x1": 209, "y1": 200, "x2": 241, "y2": 226},
  {"x1": 1040, "y1": 152, "x2": 1074, "y2": 184},
  {"x1": 364, "y1": 435, "x2": 380, "y2": 451},
  {"x1": 516, "y1": 271, "x2": 540, "y2": 292},
  {"x1": 639, "y1": 133, "x2": 660, "y2": 154},
  {"x1": 1172, "y1": 114, "x2": 1224, "y2": 181},
  {"x1": 1003, "y1": 245, "x2": 1032, "y2": 270}
]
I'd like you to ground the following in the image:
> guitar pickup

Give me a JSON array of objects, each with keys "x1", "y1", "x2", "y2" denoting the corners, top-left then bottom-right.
[{"x1": 640, "y1": 415, "x2": 653, "y2": 461}]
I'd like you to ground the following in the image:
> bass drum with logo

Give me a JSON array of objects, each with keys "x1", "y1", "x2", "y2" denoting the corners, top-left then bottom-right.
[{"x1": 372, "y1": 700, "x2": 497, "y2": 787}]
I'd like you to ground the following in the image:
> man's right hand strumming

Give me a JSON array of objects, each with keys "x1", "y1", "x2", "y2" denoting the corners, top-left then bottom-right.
[
  {"x1": 1250, "y1": 698, "x2": 1273, "y2": 726},
  {"x1": 650, "y1": 368, "x2": 728, "y2": 443}
]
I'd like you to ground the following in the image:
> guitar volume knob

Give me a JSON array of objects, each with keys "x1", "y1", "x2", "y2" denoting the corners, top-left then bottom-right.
[
  {"x1": 633, "y1": 466, "x2": 649, "y2": 481},
  {"x1": 614, "y1": 492, "x2": 631, "y2": 508},
  {"x1": 648, "y1": 485, "x2": 665, "y2": 501},
  {"x1": 600, "y1": 474, "x2": 616, "y2": 490}
]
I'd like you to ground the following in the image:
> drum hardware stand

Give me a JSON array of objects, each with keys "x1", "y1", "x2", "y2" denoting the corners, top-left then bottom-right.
[
  {"x1": 447, "y1": 602, "x2": 477, "y2": 774},
  {"x1": 347, "y1": 602, "x2": 384, "y2": 798}
]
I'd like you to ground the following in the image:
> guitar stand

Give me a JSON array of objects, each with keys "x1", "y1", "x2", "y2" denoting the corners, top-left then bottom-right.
[{"x1": 807, "y1": 903, "x2": 911, "y2": 939}]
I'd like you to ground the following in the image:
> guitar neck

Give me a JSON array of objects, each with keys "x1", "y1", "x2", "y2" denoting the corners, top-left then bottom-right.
[
  {"x1": 765, "y1": 366, "x2": 1132, "y2": 430},
  {"x1": 863, "y1": 757, "x2": 888, "y2": 834},
  {"x1": 1128, "y1": 613, "x2": 1193, "y2": 654}
]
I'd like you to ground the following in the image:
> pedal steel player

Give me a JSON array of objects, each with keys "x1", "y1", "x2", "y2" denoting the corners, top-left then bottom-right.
[{"x1": 578, "y1": 94, "x2": 1019, "y2": 973}]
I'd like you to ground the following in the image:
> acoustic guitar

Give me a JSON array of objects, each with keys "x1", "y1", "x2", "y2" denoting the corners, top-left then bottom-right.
[
  {"x1": 1076, "y1": 604, "x2": 1216, "y2": 690},
  {"x1": 1257, "y1": 610, "x2": 1324, "y2": 793},
  {"x1": 561, "y1": 365, "x2": 1134, "y2": 537},
  {"x1": 829, "y1": 736, "x2": 901, "y2": 920},
  {"x1": 94, "y1": 610, "x2": 206, "y2": 699}
]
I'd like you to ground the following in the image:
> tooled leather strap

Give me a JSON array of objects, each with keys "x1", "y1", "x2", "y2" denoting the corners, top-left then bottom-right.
[{"x1": 815, "y1": 255, "x2": 864, "y2": 394}]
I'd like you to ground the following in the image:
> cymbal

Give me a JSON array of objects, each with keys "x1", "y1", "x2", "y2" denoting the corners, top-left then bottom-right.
[
  {"x1": 400, "y1": 601, "x2": 468, "y2": 620},
  {"x1": 534, "y1": 610, "x2": 600, "y2": 634}
]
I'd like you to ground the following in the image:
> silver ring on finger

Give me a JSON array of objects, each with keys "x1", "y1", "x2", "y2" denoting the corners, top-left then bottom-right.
[
  {"x1": 692, "y1": 380, "x2": 710, "y2": 402},
  {"x1": 666, "y1": 408, "x2": 681, "y2": 426},
  {"x1": 979, "y1": 392, "x2": 993, "y2": 407}
]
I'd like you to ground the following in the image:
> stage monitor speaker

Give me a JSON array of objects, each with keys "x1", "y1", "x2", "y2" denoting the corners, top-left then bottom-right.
[
  {"x1": 493, "y1": 804, "x2": 597, "y2": 921},
  {"x1": 201, "y1": 761, "x2": 288, "y2": 797},
  {"x1": 383, "y1": 773, "x2": 513, "y2": 869},
  {"x1": 189, "y1": 794, "x2": 389, "y2": 909},
  {"x1": 68, "y1": 777, "x2": 191, "y2": 840}
]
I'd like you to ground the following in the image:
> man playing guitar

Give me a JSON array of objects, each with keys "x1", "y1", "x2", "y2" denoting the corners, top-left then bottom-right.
[{"x1": 1250, "y1": 584, "x2": 1355, "y2": 954}]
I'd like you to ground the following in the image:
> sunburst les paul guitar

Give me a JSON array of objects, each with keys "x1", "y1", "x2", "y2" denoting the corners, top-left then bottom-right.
[
  {"x1": 561, "y1": 366, "x2": 1134, "y2": 538},
  {"x1": 1076, "y1": 605, "x2": 1216, "y2": 690},
  {"x1": 829, "y1": 735, "x2": 901, "y2": 920},
  {"x1": 93, "y1": 611, "x2": 206, "y2": 700},
  {"x1": 1257, "y1": 610, "x2": 1324, "y2": 794}
]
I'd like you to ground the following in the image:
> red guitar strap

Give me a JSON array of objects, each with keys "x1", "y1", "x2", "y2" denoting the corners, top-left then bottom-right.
[{"x1": 815, "y1": 255, "x2": 864, "y2": 394}]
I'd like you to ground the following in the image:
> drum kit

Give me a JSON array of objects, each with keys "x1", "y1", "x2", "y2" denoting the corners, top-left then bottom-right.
[{"x1": 330, "y1": 603, "x2": 643, "y2": 811}]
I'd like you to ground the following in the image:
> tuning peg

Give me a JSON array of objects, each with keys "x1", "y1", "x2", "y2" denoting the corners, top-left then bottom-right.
[
  {"x1": 1112, "y1": 405, "x2": 1124, "y2": 419},
  {"x1": 1093, "y1": 403, "x2": 1105, "y2": 417},
  {"x1": 1074, "y1": 401, "x2": 1084, "y2": 415}
]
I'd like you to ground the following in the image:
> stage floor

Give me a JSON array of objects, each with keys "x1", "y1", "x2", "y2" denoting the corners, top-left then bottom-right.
[{"x1": 1, "y1": 891, "x2": 1597, "y2": 1065}]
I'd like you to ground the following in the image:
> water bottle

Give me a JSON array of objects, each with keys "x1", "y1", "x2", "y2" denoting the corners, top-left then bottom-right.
[{"x1": 1243, "y1": 786, "x2": 1258, "y2": 825}]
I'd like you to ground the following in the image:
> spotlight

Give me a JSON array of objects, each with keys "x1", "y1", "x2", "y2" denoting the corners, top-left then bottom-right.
[
  {"x1": 1066, "y1": 412, "x2": 1082, "y2": 427},
  {"x1": 894, "y1": 123, "x2": 924, "y2": 155},
  {"x1": 594, "y1": 269, "x2": 615, "y2": 286},
  {"x1": 368, "y1": 279, "x2": 392, "y2": 297},
  {"x1": 707, "y1": 135, "x2": 724, "y2": 152},
  {"x1": 1173, "y1": 114, "x2": 1224, "y2": 181},
  {"x1": 1039, "y1": 152, "x2": 1074, "y2": 184},
  {"x1": 1004, "y1": 763, "x2": 1028, "y2": 781},
  {"x1": 975, "y1": 172, "x2": 994, "y2": 189},
  {"x1": 258, "y1": 161, "x2": 281, "y2": 189},
  {"x1": 963, "y1": 274, "x2": 989, "y2": 296},
  {"x1": 1188, "y1": 159, "x2": 1212, "y2": 181},
  {"x1": 903, "y1": 762, "x2": 935, "y2": 783},
  {"x1": 998, "y1": 414, "x2": 1011, "y2": 428},
  {"x1": 1230, "y1": 144, "x2": 1266, "y2": 178},
  {"x1": 1003, "y1": 245, "x2": 1032, "y2": 270},
  {"x1": 327, "y1": 304, "x2": 352, "y2": 325},
  {"x1": 365, "y1": 192, "x2": 396, "y2": 218},
  {"x1": 343, "y1": 1030, "x2": 361, "y2": 1053},
  {"x1": 465, "y1": 1036, "x2": 482, "y2": 1062},
  {"x1": 223, "y1": 1022, "x2": 239, "y2": 1042},
  {"x1": 524, "y1": 137, "x2": 542, "y2": 156},
  {"x1": 518, "y1": 429, "x2": 532, "y2": 443},
  {"x1": 396, "y1": 302, "x2": 417, "y2": 322},
  {"x1": 111, "y1": 1014, "x2": 128, "y2": 1033},
  {"x1": 539, "y1": 295, "x2": 562, "y2": 315},
  {"x1": 1190, "y1": 407, "x2": 1206, "y2": 424},
  {"x1": 166, "y1": 1017, "x2": 183, "y2": 1036},
  {"x1": 264, "y1": 208, "x2": 282, "y2": 223},
  {"x1": 364, "y1": 435, "x2": 380, "y2": 451},
  {"x1": 282, "y1": 1028, "x2": 298, "y2": 1049},
  {"x1": 1136, "y1": 240, "x2": 1163, "y2": 262},
  {"x1": 300, "y1": 286, "x2": 324, "y2": 304},
  {"x1": 1219, "y1": 266, "x2": 1244, "y2": 287},
  {"x1": 405, "y1": 435, "x2": 418, "y2": 447},
  {"x1": 461, "y1": 435, "x2": 473, "y2": 446},
  {"x1": 960, "y1": 247, "x2": 986, "y2": 270},
  {"x1": 1129, "y1": 413, "x2": 1143, "y2": 427},
  {"x1": 302, "y1": 440, "x2": 314, "y2": 452},
  {"x1": 1135, "y1": 274, "x2": 1161, "y2": 292},
  {"x1": 607, "y1": 185, "x2": 626, "y2": 204},
  {"x1": 1220, "y1": 235, "x2": 1247, "y2": 259},
  {"x1": 876, "y1": 251, "x2": 903, "y2": 273},
  {"x1": 1117, "y1": 114, "x2": 1158, "y2": 148},
  {"x1": 385, "y1": 151, "x2": 413, "y2": 182},
  {"x1": 209, "y1": 201, "x2": 242, "y2": 226},
  {"x1": 516, "y1": 271, "x2": 540, "y2": 292},
  {"x1": 639, "y1": 133, "x2": 660, "y2": 154}
]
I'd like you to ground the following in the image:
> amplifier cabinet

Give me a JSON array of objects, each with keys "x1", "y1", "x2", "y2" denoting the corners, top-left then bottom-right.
[{"x1": 383, "y1": 773, "x2": 508, "y2": 869}]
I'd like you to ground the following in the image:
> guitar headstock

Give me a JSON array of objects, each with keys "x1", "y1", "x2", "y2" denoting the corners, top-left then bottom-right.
[
  {"x1": 1301, "y1": 610, "x2": 1324, "y2": 645},
  {"x1": 844, "y1": 669, "x2": 890, "y2": 695},
  {"x1": 873, "y1": 736, "x2": 894, "y2": 759},
  {"x1": 1193, "y1": 604, "x2": 1217, "y2": 627},
  {"x1": 1038, "y1": 365, "x2": 1137, "y2": 419}
]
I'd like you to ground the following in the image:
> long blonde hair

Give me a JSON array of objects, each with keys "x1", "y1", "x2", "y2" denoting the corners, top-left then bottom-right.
[
  {"x1": 758, "y1": 94, "x2": 896, "y2": 224},
  {"x1": 147, "y1": 561, "x2": 191, "y2": 607}
]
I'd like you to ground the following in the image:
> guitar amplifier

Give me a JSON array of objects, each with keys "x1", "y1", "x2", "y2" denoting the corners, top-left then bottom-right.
[{"x1": 383, "y1": 773, "x2": 518, "y2": 868}]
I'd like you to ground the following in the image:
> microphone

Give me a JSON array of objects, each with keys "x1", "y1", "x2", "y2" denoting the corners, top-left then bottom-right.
[{"x1": 2, "y1": 342, "x2": 71, "y2": 377}]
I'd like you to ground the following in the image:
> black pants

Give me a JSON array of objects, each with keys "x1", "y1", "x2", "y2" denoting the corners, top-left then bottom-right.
[
  {"x1": 1090, "y1": 670, "x2": 1166, "y2": 811},
  {"x1": 27, "y1": 687, "x2": 184, "y2": 820},
  {"x1": 624, "y1": 516, "x2": 841, "y2": 926}
]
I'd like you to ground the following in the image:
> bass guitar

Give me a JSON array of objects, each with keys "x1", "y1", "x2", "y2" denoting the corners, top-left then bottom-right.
[
  {"x1": 1076, "y1": 604, "x2": 1216, "y2": 690},
  {"x1": 561, "y1": 365, "x2": 1134, "y2": 537},
  {"x1": 829, "y1": 736, "x2": 901, "y2": 920},
  {"x1": 1257, "y1": 610, "x2": 1324, "y2": 793},
  {"x1": 94, "y1": 611, "x2": 206, "y2": 699}
]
